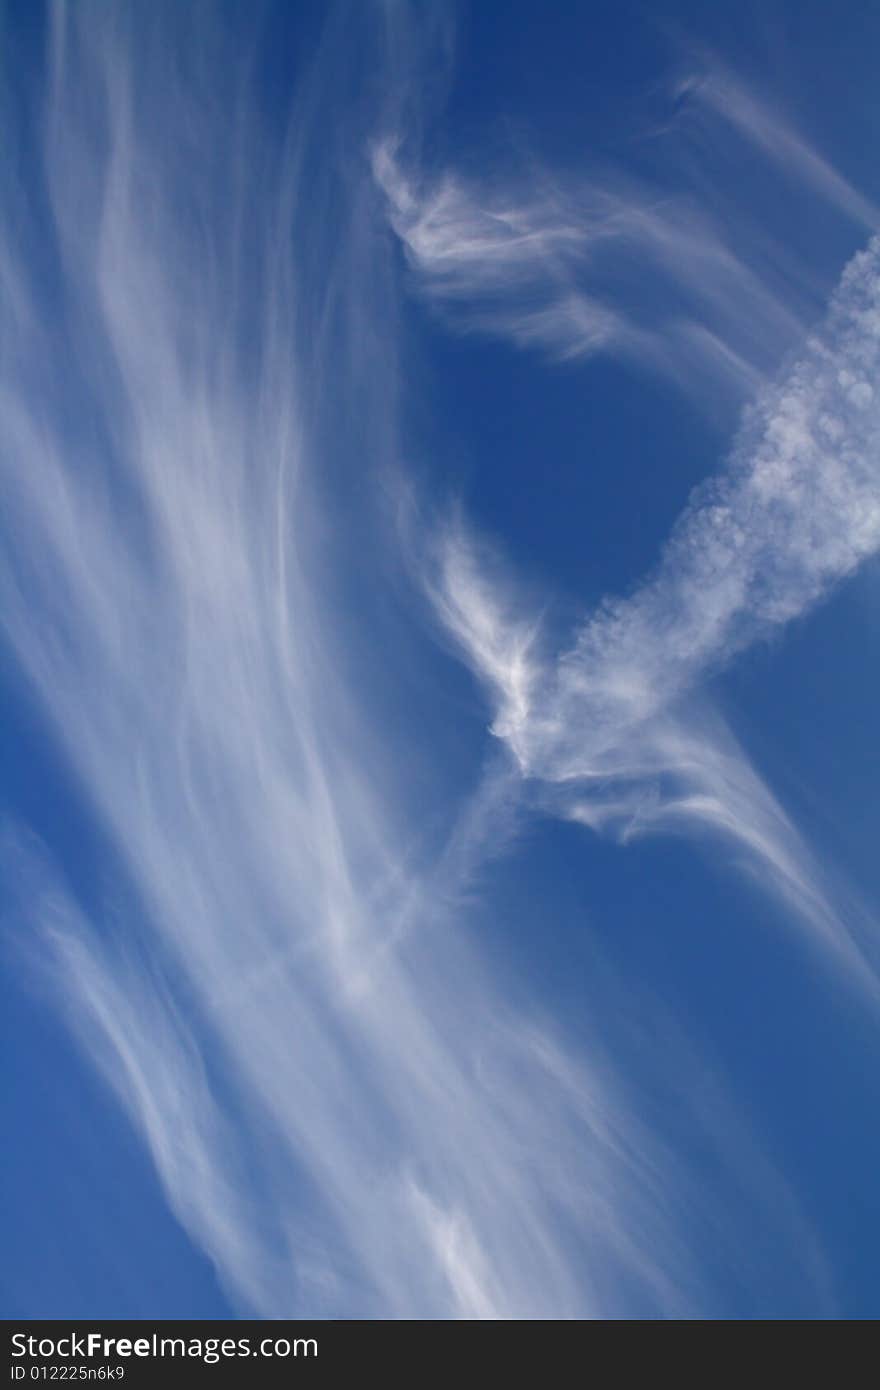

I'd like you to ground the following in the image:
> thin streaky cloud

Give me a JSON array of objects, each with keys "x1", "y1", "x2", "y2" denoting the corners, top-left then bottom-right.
[
  {"x1": 372, "y1": 137, "x2": 625, "y2": 361},
  {"x1": 680, "y1": 61, "x2": 879, "y2": 231},
  {"x1": 430, "y1": 231, "x2": 880, "y2": 991},
  {"x1": 1, "y1": 0, "x2": 829, "y2": 1320},
  {"x1": 434, "y1": 233, "x2": 880, "y2": 777},
  {"x1": 1, "y1": 1, "x2": 873, "y2": 1321},
  {"x1": 375, "y1": 67, "x2": 877, "y2": 408}
]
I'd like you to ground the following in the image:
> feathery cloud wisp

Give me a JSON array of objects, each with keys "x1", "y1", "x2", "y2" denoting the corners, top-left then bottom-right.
[
  {"x1": 430, "y1": 230, "x2": 880, "y2": 991},
  {"x1": 435, "y1": 235, "x2": 880, "y2": 776},
  {"x1": 2, "y1": 2, "x2": 871, "y2": 1320},
  {"x1": 375, "y1": 60, "x2": 877, "y2": 408},
  {"x1": 1, "y1": 1, "x2": 828, "y2": 1321}
]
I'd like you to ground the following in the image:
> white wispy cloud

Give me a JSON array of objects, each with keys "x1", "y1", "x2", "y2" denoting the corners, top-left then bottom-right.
[
  {"x1": 374, "y1": 58, "x2": 877, "y2": 410},
  {"x1": 430, "y1": 225, "x2": 880, "y2": 991},
  {"x1": 372, "y1": 137, "x2": 624, "y2": 360},
  {"x1": 436, "y1": 230, "x2": 880, "y2": 766},
  {"x1": 678, "y1": 62, "x2": 878, "y2": 231},
  {"x1": 1, "y1": 0, "x2": 830, "y2": 1321}
]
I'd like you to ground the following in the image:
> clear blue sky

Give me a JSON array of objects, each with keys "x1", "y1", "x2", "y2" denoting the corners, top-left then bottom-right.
[{"x1": 2, "y1": 0, "x2": 879, "y2": 1319}]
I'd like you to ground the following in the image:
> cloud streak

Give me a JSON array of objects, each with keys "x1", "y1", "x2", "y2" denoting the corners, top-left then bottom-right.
[
  {"x1": 430, "y1": 229, "x2": 880, "y2": 991},
  {"x1": 0, "y1": 0, "x2": 824, "y2": 1320},
  {"x1": 375, "y1": 54, "x2": 877, "y2": 410},
  {"x1": 433, "y1": 233, "x2": 880, "y2": 768},
  {"x1": 1, "y1": 0, "x2": 869, "y2": 1320}
]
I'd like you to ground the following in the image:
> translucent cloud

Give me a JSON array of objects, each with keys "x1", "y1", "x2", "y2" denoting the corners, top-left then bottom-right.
[
  {"x1": 0, "y1": 1, "x2": 857, "y2": 1321},
  {"x1": 372, "y1": 137, "x2": 624, "y2": 360},
  {"x1": 431, "y1": 234, "x2": 880, "y2": 991},
  {"x1": 1, "y1": 0, "x2": 828, "y2": 1321},
  {"x1": 435, "y1": 236, "x2": 880, "y2": 771},
  {"x1": 374, "y1": 62, "x2": 877, "y2": 408},
  {"x1": 680, "y1": 63, "x2": 878, "y2": 231}
]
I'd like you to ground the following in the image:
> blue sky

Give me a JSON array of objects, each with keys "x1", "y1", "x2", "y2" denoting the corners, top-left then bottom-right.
[{"x1": 2, "y1": 0, "x2": 880, "y2": 1319}]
